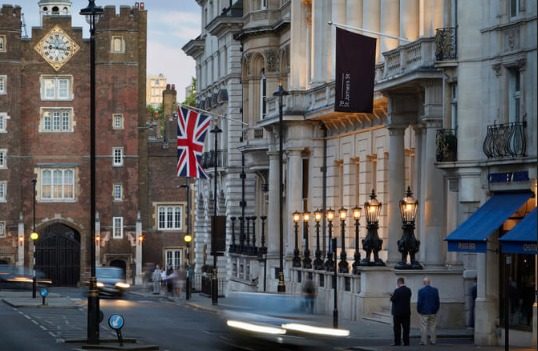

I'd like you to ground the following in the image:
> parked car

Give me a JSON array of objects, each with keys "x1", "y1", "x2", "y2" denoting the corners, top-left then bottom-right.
[
  {"x1": 0, "y1": 265, "x2": 52, "y2": 290},
  {"x1": 219, "y1": 292, "x2": 350, "y2": 350},
  {"x1": 95, "y1": 267, "x2": 130, "y2": 298}
]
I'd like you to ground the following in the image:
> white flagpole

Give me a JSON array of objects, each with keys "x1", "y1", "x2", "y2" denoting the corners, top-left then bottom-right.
[
  {"x1": 328, "y1": 21, "x2": 411, "y2": 43},
  {"x1": 179, "y1": 103, "x2": 248, "y2": 126}
]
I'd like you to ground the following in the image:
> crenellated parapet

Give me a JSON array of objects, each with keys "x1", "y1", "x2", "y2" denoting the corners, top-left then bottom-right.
[
  {"x1": 98, "y1": 5, "x2": 147, "y2": 31},
  {"x1": 0, "y1": 5, "x2": 22, "y2": 29}
]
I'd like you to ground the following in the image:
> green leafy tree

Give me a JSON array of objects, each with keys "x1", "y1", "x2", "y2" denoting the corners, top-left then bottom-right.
[{"x1": 183, "y1": 77, "x2": 197, "y2": 107}]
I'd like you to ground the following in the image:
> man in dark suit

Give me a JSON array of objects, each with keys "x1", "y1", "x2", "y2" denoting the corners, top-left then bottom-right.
[{"x1": 391, "y1": 277, "x2": 412, "y2": 346}]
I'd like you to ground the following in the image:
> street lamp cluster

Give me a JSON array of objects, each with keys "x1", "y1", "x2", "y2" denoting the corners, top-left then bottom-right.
[
  {"x1": 291, "y1": 187, "x2": 422, "y2": 273},
  {"x1": 229, "y1": 216, "x2": 267, "y2": 257}
]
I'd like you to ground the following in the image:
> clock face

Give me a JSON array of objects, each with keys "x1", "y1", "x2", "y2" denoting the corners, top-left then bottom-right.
[{"x1": 35, "y1": 26, "x2": 80, "y2": 71}]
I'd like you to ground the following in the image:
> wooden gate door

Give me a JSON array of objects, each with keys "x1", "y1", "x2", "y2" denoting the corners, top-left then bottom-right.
[{"x1": 36, "y1": 223, "x2": 80, "y2": 286}]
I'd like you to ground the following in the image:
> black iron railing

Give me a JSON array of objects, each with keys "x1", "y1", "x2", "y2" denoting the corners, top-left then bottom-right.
[
  {"x1": 435, "y1": 27, "x2": 457, "y2": 61},
  {"x1": 200, "y1": 150, "x2": 226, "y2": 168},
  {"x1": 436, "y1": 129, "x2": 457, "y2": 162},
  {"x1": 483, "y1": 121, "x2": 527, "y2": 159}
]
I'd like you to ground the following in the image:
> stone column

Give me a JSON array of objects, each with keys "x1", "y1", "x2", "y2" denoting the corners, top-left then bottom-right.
[
  {"x1": 421, "y1": 0, "x2": 443, "y2": 37},
  {"x1": 290, "y1": 0, "x2": 308, "y2": 90},
  {"x1": 267, "y1": 151, "x2": 280, "y2": 255},
  {"x1": 287, "y1": 149, "x2": 303, "y2": 256},
  {"x1": 419, "y1": 81, "x2": 445, "y2": 266},
  {"x1": 17, "y1": 214, "x2": 24, "y2": 267},
  {"x1": 400, "y1": 0, "x2": 419, "y2": 43},
  {"x1": 346, "y1": 0, "x2": 363, "y2": 29},
  {"x1": 331, "y1": 0, "x2": 346, "y2": 77},
  {"x1": 380, "y1": 0, "x2": 399, "y2": 54},
  {"x1": 135, "y1": 212, "x2": 143, "y2": 285},
  {"x1": 475, "y1": 244, "x2": 500, "y2": 345},
  {"x1": 363, "y1": 0, "x2": 381, "y2": 61},
  {"x1": 386, "y1": 126, "x2": 406, "y2": 264},
  {"x1": 311, "y1": 0, "x2": 331, "y2": 84}
]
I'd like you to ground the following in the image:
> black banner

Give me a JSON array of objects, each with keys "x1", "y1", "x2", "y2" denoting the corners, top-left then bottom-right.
[{"x1": 335, "y1": 28, "x2": 376, "y2": 113}]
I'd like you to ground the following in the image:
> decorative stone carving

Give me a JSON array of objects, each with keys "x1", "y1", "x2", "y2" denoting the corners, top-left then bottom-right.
[{"x1": 264, "y1": 49, "x2": 279, "y2": 72}]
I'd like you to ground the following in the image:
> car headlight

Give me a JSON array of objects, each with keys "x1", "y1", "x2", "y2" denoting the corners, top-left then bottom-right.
[
  {"x1": 281, "y1": 323, "x2": 350, "y2": 337},
  {"x1": 115, "y1": 282, "x2": 130, "y2": 289},
  {"x1": 227, "y1": 320, "x2": 286, "y2": 335},
  {"x1": 96, "y1": 282, "x2": 104, "y2": 288}
]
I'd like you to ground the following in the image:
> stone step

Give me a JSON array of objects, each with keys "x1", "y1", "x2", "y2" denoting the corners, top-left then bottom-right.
[{"x1": 363, "y1": 311, "x2": 392, "y2": 325}]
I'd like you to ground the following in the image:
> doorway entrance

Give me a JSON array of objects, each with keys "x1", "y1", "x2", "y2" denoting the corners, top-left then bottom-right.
[{"x1": 36, "y1": 223, "x2": 81, "y2": 286}]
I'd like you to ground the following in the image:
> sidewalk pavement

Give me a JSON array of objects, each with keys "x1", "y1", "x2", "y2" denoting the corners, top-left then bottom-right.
[
  {"x1": 0, "y1": 289, "x2": 84, "y2": 308},
  {"x1": 131, "y1": 287, "x2": 536, "y2": 351}
]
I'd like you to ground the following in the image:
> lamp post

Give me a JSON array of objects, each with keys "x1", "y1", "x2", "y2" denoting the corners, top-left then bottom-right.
[
  {"x1": 251, "y1": 216, "x2": 257, "y2": 255},
  {"x1": 360, "y1": 189, "x2": 384, "y2": 266},
  {"x1": 184, "y1": 233, "x2": 192, "y2": 300},
  {"x1": 258, "y1": 216, "x2": 267, "y2": 292},
  {"x1": 230, "y1": 217, "x2": 236, "y2": 253},
  {"x1": 292, "y1": 211, "x2": 302, "y2": 267},
  {"x1": 80, "y1": 0, "x2": 103, "y2": 344},
  {"x1": 302, "y1": 212, "x2": 312, "y2": 268},
  {"x1": 332, "y1": 235, "x2": 338, "y2": 329},
  {"x1": 352, "y1": 206, "x2": 361, "y2": 274},
  {"x1": 182, "y1": 178, "x2": 193, "y2": 300},
  {"x1": 338, "y1": 208, "x2": 349, "y2": 273},
  {"x1": 31, "y1": 178, "x2": 38, "y2": 299},
  {"x1": 273, "y1": 83, "x2": 289, "y2": 293},
  {"x1": 313, "y1": 209, "x2": 324, "y2": 270},
  {"x1": 324, "y1": 208, "x2": 335, "y2": 271},
  {"x1": 396, "y1": 186, "x2": 422, "y2": 269},
  {"x1": 210, "y1": 123, "x2": 222, "y2": 305}
]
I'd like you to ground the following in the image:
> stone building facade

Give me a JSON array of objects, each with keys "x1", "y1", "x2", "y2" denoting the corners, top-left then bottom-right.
[{"x1": 185, "y1": 0, "x2": 536, "y2": 347}]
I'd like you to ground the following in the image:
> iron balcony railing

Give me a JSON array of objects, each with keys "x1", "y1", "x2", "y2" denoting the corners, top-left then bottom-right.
[
  {"x1": 435, "y1": 27, "x2": 457, "y2": 61},
  {"x1": 483, "y1": 121, "x2": 527, "y2": 159},
  {"x1": 200, "y1": 150, "x2": 226, "y2": 169},
  {"x1": 436, "y1": 129, "x2": 457, "y2": 162}
]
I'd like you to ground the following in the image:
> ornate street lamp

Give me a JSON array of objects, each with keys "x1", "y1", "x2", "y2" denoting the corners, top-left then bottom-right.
[
  {"x1": 324, "y1": 208, "x2": 335, "y2": 271},
  {"x1": 360, "y1": 189, "x2": 385, "y2": 266},
  {"x1": 313, "y1": 209, "x2": 324, "y2": 270},
  {"x1": 396, "y1": 186, "x2": 422, "y2": 269},
  {"x1": 80, "y1": 0, "x2": 104, "y2": 344},
  {"x1": 352, "y1": 206, "x2": 361, "y2": 274},
  {"x1": 274, "y1": 83, "x2": 289, "y2": 293},
  {"x1": 338, "y1": 207, "x2": 349, "y2": 273},
  {"x1": 302, "y1": 212, "x2": 312, "y2": 268},
  {"x1": 292, "y1": 211, "x2": 302, "y2": 267}
]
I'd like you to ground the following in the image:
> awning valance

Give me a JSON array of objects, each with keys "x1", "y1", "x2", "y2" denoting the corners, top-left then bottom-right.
[
  {"x1": 499, "y1": 207, "x2": 537, "y2": 255},
  {"x1": 446, "y1": 192, "x2": 533, "y2": 253}
]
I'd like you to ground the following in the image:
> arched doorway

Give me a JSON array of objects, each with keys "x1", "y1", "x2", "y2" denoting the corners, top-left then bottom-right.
[
  {"x1": 110, "y1": 259, "x2": 126, "y2": 276},
  {"x1": 36, "y1": 223, "x2": 80, "y2": 286}
]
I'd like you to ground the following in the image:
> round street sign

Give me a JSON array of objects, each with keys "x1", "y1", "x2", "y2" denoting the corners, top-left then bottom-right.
[
  {"x1": 108, "y1": 314, "x2": 125, "y2": 330},
  {"x1": 39, "y1": 288, "x2": 48, "y2": 297}
]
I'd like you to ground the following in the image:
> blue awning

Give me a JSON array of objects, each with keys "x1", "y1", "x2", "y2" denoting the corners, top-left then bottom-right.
[
  {"x1": 500, "y1": 208, "x2": 537, "y2": 254},
  {"x1": 446, "y1": 192, "x2": 533, "y2": 253}
]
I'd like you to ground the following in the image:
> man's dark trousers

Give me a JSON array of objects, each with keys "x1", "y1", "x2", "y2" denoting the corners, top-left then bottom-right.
[{"x1": 393, "y1": 314, "x2": 410, "y2": 345}]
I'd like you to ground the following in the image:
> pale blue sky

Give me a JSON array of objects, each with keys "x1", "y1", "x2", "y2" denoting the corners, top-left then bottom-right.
[{"x1": 7, "y1": 0, "x2": 200, "y2": 101}]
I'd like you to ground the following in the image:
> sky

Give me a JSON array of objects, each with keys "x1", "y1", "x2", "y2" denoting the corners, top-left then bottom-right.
[{"x1": 9, "y1": 0, "x2": 201, "y2": 101}]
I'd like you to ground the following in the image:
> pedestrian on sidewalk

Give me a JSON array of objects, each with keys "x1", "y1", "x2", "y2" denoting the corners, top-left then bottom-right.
[
  {"x1": 302, "y1": 276, "x2": 317, "y2": 314},
  {"x1": 152, "y1": 265, "x2": 162, "y2": 294},
  {"x1": 417, "y1": 277, "x2": 440, "y2": 345},
  {"x1": 390, "y1": 277, "x2": 412, "y2": 346}
]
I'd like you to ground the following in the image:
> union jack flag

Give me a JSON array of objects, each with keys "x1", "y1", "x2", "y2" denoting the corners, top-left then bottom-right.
[{"x1": 177, "y1": 106, "x2": 212, "y2": 178}]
